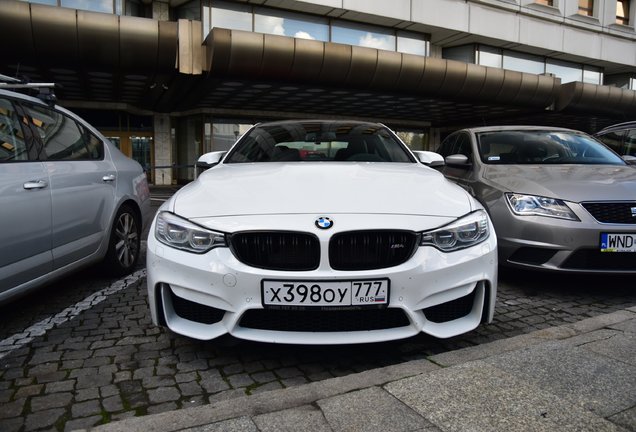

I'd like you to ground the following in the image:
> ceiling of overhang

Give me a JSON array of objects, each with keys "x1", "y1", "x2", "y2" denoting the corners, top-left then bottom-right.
[{"x1": 0, "y1": 1, "x2": 633, "y2": 134}]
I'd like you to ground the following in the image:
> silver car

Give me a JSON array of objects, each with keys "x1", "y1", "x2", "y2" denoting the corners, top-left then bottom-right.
[
  {"x1": 0, "y1": 87, "x2": 151, "y2": 303},
  {"x1": 436, "y1": 126, "x2": 636, "y2": 273}
]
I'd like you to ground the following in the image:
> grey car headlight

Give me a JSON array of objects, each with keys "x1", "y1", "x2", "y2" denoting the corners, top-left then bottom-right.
[
  {"x1": 505, "y1": 193, "x2": 579, "y2": 221},
  {"x1": 420, "y1": 210, "x2": 490, "y2": 252},
  {"x1": 155, "y1": 211, "x2": 227, "y2": 253}
]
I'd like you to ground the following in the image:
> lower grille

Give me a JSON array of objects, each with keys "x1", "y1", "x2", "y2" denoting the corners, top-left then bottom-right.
[
  {"x1": 229, "y1": 231, "x2": 320, "y2": 271},
  {"x1": 239, "y1": 308, "x2": 410, "y2": 332},
  {"x1": 329, "y1": 230, "x2": 418, "y2": 270},
  {"x1": 581, "y1": 202, "x2": 636, "y2": 224},
  {"x1": 423, "y1": 290, "x2": 476, "y2": 323},
  {"x1": 170, "y1": 290, "x2": 225, "y2": 324},
  {"x1": 508, "y1": 247, "x2": 557, "y2": 266},
  {"x1": 561, "y1": 249, "x2": 636, "y2": 271}
]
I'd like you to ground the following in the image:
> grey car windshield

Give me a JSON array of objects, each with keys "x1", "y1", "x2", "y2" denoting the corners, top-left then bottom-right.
[
  {"x1": 225, "y1": 122, "x2": 414, "y2": 163},
  {"x1": 477, "y1": 131, "x2": 626, "y2": 165}
]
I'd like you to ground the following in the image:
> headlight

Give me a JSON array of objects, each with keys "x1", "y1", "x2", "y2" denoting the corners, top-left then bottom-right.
[
  {"x1": 155, "y1": 211, "x2": 227, "y2": 253},
  {"x1": 505, "y1": 193, "x2": 579, "y2": 221},
  {"x1": 420, "y1": 210, "x2": 490, "y2": 252}
]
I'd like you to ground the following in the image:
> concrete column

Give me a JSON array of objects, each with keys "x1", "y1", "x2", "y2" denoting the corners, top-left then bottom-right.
[
  {"x1": 152, "y1": 1, "x2": 169, "y2": 21},
  {"x1": 153, "y1": 114, "x2": 173, "y2": 185}
]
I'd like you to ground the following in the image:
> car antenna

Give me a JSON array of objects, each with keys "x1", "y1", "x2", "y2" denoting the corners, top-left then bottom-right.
[{"x1": 0, "y1": 74, "x2": 57, "y2": 106}]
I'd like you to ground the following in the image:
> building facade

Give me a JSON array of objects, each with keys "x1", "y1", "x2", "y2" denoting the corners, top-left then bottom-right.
[{"x1": 2, "y1": 0, "x2": 635, "y2": 184}]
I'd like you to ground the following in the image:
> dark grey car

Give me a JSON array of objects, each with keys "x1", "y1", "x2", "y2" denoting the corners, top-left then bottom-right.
[
  {"x1": 0, "y1": 88, "x2": 151, "y2": 304},
  {"x1": 437, "y1": 126, "x2": 636, "y2": 273}
]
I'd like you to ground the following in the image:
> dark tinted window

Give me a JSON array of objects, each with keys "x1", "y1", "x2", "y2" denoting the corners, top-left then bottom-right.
[
  {"x1": 596, "y1": 131, "x2": 625, "y2": 154},
  {"x1": 24, "y1": 104, "x2": 103, "y2": 161},
  {"x1": 225, "y1": 122, "x2": 414, "y2": 163},
  {"x1": 625, "y1": 129, "x2": 636, "y2": 156},
  {"x1": 477, "y1": 130, "x2": 625, "y2": 165},
  {"x1": 0, "y1": 97, "x2": 28, "y2": 162},
  {"x1": 437, "y1": 133, "x2": 458, "y2": 157}
]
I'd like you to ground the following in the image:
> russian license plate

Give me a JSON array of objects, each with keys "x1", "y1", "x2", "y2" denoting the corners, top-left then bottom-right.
[
  {"x1": 262, "y1": 279, "x2": 389, "y2": 308},
  {"x1": 600, "y1": 233, "x2": 636, "y2": 252}
]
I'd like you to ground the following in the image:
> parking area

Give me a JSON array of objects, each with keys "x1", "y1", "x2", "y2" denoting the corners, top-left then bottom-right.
[{"x1": 0, "y1": 190, "x2": 635, "y2": 432}]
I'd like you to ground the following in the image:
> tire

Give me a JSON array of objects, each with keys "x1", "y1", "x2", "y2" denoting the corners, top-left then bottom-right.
[{"x1": 104, "y1": 204, "x2": 141, "y2": 276}]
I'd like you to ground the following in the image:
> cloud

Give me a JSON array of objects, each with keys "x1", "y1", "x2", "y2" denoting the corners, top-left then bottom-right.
[
  {"x1": 259, "y1": 16, "x2": 286, "y2": 36},
  {"x1": 358, "y1": 32, "x2": 394, "y2": 51},
  {"x1": 294, "y1": 31, "x2": 315, "y2": 40}
]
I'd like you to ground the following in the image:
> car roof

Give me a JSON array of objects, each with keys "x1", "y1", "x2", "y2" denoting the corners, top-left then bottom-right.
[
  {"x1": 596, "y1": 121, "x2": 636, "y2": 135},
  {"x1": 459, "y1": 125, "x2": 582, "y2": 134},
  {"x1": 254, "y1": 119, "x2": 384, "y2": 127}
]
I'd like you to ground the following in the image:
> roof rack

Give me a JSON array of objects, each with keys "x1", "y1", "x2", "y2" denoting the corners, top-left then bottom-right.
[{"x1": 0, "y1": 74, "x2": 57, "y2": 106}]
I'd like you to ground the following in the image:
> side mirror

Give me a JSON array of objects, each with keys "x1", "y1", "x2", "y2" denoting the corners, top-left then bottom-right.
[
  {"x1": 445, "y1": 154, "x2": 470, "y2": 167},
  {"x1": 621, "y1": 155, "x2": 636, "y2": 165},
  {"x1": 413, "y1": 151, "x2": 445, "y2": 168},
  {"x1": 196, "y1": 151, "x2": 226, "y2": 171}
]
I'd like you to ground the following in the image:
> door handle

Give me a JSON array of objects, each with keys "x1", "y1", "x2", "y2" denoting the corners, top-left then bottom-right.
[
  {"x1": 23, "y1": 180, "x2": 48, "y2": 190},
  {"x1": 102, "y1": 174, "x2": 116, "y2": 182}
]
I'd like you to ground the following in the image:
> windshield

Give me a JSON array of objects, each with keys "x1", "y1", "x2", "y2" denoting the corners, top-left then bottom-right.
[
  {"x1": 224, "y1": 121, "x2": 414, "y2": 163},
  {"x1": 476, "y1": 130, "x2": 626, "y2": 165}
]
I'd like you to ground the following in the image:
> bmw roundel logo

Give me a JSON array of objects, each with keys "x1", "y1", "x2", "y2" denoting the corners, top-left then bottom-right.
[{"x1": 315, "y1": 216, "x2": 334, "y2": 230}]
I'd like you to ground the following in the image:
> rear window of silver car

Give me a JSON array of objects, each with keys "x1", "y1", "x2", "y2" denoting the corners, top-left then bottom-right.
[{"x1": 477, "y1": 131, "x2": 626, "y2": 165}]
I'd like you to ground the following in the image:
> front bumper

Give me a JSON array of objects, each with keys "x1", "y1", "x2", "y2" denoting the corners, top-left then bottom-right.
[{"x1": 146, "y1": 229, "x2": 498, "y2": 344}]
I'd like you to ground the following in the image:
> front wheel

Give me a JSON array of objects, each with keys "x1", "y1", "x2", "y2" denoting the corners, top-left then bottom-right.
[{"x1": 104, "y1": 204, "x2": 141, "y2": 276}]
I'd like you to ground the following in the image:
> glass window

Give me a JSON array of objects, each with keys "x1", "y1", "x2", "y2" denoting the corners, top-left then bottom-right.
[
  {"x1": 596, "y1": 131, "x2": 625, "y2": 154},
  {"x1": 0, "y1": 98, "x2": 28, "y2": 162},
  {"x1": 61, "y1": 0, "x2": 114, "y2": 13},
  {"x1": 535, "y1": 0, "x2": 554, "y2": 5},
  {"x1": 578, "y1": 0, "x2": 594, "y2": 16},
  {"x1": 25, "y1": 0, "x2": 57, "y2": 5},
  {"x1": 546, "y1": 59, "x2": 583, "y2": 83},
  {"x1": 624, "y1": 129, "x2": 636, "y2": 156},
  {"x1": 476, "y1": 130, "x2": 625, "y2": 165},
  {"x1": 25, "y1": 105, "x2": 97, "y2": 161},
  {"x1": 177, "y1": 0, "x2": 201, "y2": 20},
  {"x1": 616, "y1": 0, "x2": 630, "y2": 25},
  {"x1": 225, "y1": 122, "x2": 413, "y2": 163},
  {"x1": 211, "y1": 1, "x2": 252, "y2": 32},
  {"x1": 477, "y1": 46, "x2": 502, "y2": 68},
  {"x1": 332, "y1": 21, "x2": 396, "y2": 52},
  {"x1": 397, "y1": 31, "x2": 428, "y2": 56},
  {"x1": 503, "y1": 51, "x2": 545, "y2": 75},
  {"x1": 255, "y1": 8, "x2": 328, "y2": 41},
  {"x1": 583, "y1": 66, "x2": 602, "y2": 84},
  {"x1": 437, "y1": 133, "x2": 458, "y2": 157}
]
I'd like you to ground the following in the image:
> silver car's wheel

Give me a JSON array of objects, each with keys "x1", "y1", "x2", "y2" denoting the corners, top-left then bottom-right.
[{"x1": 105, "y1": 205, "x2": 140, "y2": 275}]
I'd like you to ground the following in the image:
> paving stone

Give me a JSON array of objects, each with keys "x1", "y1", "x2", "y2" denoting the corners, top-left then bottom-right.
[
  {"x1": 148, "y1": 387, "x2": 180, "y2": 404},
  {"x1": 207, "y1": 388, "x2": 247, "y2": 405},
  {"x1": 254, "y1": 404, "x2": 332, "y2": 432},
  {"x1": 76, "y1": 372, "x2": 113, "y2": 389},
  {"x1": 0, "y1": 417, "x2": 24, "y2": 432},
  {"x1": 183, "y1": 416, "x2": 259, "y2": 432},
  {"x1": 45, "y1": 380, "x2": 75, "y2": 393},
  {"x1": 102, "y1": 395, "x2": 124, "y2": 413},
  {"x1": 251, "y1": 371, "x2": 277, "y2": 383},
  {"x1": 178, "y1": 381, "x2": 203, "y2": 397},
  {"x1": 275, "y1": 366, "x2": 303, "y2": 379},
  {"x1": 132, "y1": 366, "x2": 154, "y2": 380},
  {"x1": 143, "y1": 375, "x2": 175, "y2": 389},
  {"x1": 200, "y1": 371, "x2": 230, "y2": 393},
  {"x1": 175, "y1": 372, "x2": 198, "y2": 383},
  {"x1": 319, "y1": 387, "x2": 430, "y2": 432},
  {"x1": 177, "y1": 359, "x2": 208, "y2": 372},
  {"x1": 250, "y1": 381, "x2": 284, "y2": 394},
  {"x1": 281, "y1": 376, "x2": 309, "y2": 388},
  {"x1": 14, "y1": 384, "x2": 43, "y2": 399},
  {"x1": 227, "y1": 373, "x2": 255, "y2": 388},
  {"x1": 30, "y1": 351, "x2": 62, "y2": 365},
  {"x1": 31, "y1": 392, "x2": 73, "y2": 411},
  {"x1": 113, "y1": 371, "x2": 132, "y2": 383},
  {"x1": 63, "y1": 414, "x2": 103, "y2": 431},
  {"x1": 24, "y1": 408, "x2": 65, "y2": 431},
  {"x1": 0, "y1": 398, "x2": 26, "y2": 419},
  {"x1": 75, "y1": 388, "x2": 99, "y2": 402},
  {"x1": 83, "y1": 356, "x2": 112, "y2": 368},
  {"x1": 147, "y1": 402, "x2": 178, "y2": 415},
  {"x1": 71, "y1": 399, "x2": 102, "y2": 418}
]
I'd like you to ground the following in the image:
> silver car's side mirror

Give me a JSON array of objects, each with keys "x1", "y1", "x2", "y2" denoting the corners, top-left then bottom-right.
[
  {"x1": 413, "y1": 151, "x2": 445, "y2": 167},
  {"x1": 445, "y1": 154, "x2": 470, "y2": 166},
  {"x1": 621, "y1": 155, "x2": 636, "y2": 165}
]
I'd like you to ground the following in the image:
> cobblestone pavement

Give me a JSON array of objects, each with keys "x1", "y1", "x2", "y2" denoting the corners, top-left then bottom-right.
[
  {"x1": 1, "y1": 189, "x2": 635, "y2": 431},
  {"x1": 1, "y1": 266, "x2": 634, "y2": 432}
]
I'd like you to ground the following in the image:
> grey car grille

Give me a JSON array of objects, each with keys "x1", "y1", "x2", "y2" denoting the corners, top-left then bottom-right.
[{"x1": 581, "y1": 202, "x2": 636, "y2": 224}]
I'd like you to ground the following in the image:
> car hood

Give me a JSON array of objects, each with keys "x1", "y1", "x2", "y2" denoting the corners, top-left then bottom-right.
[
  {"x1": 482, "y1": 164, "x2": 636, "y2": 201},
  {"x1": 173, "y1": 163, "x2": 472, "y2": 218}
]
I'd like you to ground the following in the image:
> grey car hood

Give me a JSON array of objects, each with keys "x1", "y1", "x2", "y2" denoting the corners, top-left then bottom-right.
[{"x1": 482, "y1": 164, "x2": 636, "y2": 202}]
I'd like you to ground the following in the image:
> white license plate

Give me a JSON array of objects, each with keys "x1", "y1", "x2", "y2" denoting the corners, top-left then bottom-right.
[
  {"x1": 262, "y1": 279, "x2": 389, "y2": 307},
  {"x1": 600, "y1": 233, "x2": 636, "y2": 252}
]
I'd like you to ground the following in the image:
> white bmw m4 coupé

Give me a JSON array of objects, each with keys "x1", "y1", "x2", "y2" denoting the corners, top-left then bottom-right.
[{"x1": 146, "y1": 120, "x2": 498, "y2": 344}]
